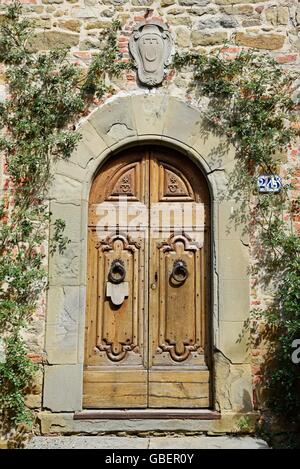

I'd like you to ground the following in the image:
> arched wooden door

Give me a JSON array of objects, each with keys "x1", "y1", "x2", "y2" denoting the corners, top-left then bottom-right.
[{"x1": 83, "y1": 146, "x2": 211, "y2": 408}]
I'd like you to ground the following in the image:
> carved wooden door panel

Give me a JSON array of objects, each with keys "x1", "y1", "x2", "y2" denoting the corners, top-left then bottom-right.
[
  {"x1": 83, "y1": 147, "x2": 211, "y2": 409},
  {"x1": 148, "y1": 150, "x2": 211, "y2": 408},
  {"x1": 83, "y1": 151, "x2": 149, "y2": 408}
]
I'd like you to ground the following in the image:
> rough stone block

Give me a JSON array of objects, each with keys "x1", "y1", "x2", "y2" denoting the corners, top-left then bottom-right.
[
  {"x1": 85, "y1": 20, "x2": 111, "y2": 30},
  {"x1": 215, "y1": 353, "x2": 253, "y2": 412},
  {"x1": 43, "y1": 365, "x2": 83, "y2": 412},
  {"x1": 220, "y1": 5, "x2": 253, "y2": 15},
  {"x1": 49, "y1": 242, "x2": 80, "y2": 286},
  {"x1": 265, "y1": 6, "x2": 289, "y2": 26},
  {"x1": 217, "y1": 199, "x2": 247, "y2": 241},
  {"x1": 49, "y1": 202, "x2": 82, "y2": 243},
  {"x1": 231, "y1": 371, "x2": 253, "y2": 412},
  {"x1": 45, "y1": 286, "x2": 80, "y2": 364},
  {"x1": 219, "y1": 278, "x2": 249, "y2": 322},
  {"x1": 25, "y1": 394, "x2": 42, "y2": 409},
  {"x1": 191, "y1": 31, "x2": 228, "y2": 46},
  {"x1": 161, "y1": 0, "x2": 176, "y2": 6},
  {"x1": 42, "y1": 0, "x2": 63, "y2": 3},
  {"x1": 235, "y1": 33, "x2": 285, "y2": 50},
  {"x1": 179, "y1": 0, "x2": 210, "y2": 5},
  {"x1": 218, "y1": 238, "x2": 249, "y2": 279},
  {"x1": 218, "y1": 321, "x2": 250, "y2": 363},
  {"x1": 58, "y1": 19, "x2": 81, "y2": 32},
  {"x1": 296, "y1": 5, "x2": 300, "y2": 26},
  {"x1": 29, "y1": 31, "x2": 79, "y2": 51},
  {"x1": 215, "y1": 0, "x2": 263, "y2": 4},
  {"x1": 175, "y1": 27, "x2": 190, "y2": 48},
  {"x1": 167, "y1": 16, "x2": 192, "y2": 26},
  {"x1": 73, "y1": 7, "x2": 98, "y2": 18}
]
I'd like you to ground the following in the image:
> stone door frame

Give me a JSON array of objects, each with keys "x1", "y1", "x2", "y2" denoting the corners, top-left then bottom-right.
[{"x1": 43, "y1": 93, "x2": 252, "y2": 422}]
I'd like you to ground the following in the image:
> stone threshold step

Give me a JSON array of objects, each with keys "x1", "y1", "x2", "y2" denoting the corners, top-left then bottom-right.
[{"x1": 74, "y1": 410, "x2": 221, "y2": 420}]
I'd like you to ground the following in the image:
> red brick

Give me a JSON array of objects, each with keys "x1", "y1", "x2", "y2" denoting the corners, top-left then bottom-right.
[
  {"x1": 223, "y1": 55, "x2": 239, "y2": 61},
  {"x1": 276, "y1": 54, "x2": 298, "y2": 64},
  {"x1": 255, "y1": 6, "x2": 264, "y2": 13},
  {"x1": 73, "y1": 51, "x2": 91, "y2": 60},
  {"x1": 149, "y1": 17, "x2": 164, "y2": 23},
  {"x1": 252, "y1": 365, "x2": 261, "y2": 375},
  {"x1": 251, "y1": 299, "x2": 261, "y2": 305},
  {"x1": 253, "y1": 389, "x2": 258, "y2": 409},
  {"x1": 27, "y1": 353, "x2": 43, "y2": 364},
  {"x1": 290, "y1": 122, "x2": 300, "y2": 130},
  {"x1": 221, "y1": 47, "x2": 241, "y2": 54},
  {"x1": 126, "y1": 72, "x2": 135, "y2": 81},
  {"x1": 253, "y1": 375, "x2": 262, "y2": 386},
  {"x1": 3, "y1": 178, "x2": 9, "y2": 191}
]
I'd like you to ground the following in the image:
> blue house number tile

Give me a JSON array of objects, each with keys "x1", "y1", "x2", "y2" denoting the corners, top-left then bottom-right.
[{"x1": 257, "y1": 175, "x2": 282, "y2": 193}]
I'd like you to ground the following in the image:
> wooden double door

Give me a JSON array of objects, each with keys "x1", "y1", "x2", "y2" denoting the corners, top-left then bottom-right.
[{"x1": 83, "y1": 147, "x2": 211, "y2": 409}]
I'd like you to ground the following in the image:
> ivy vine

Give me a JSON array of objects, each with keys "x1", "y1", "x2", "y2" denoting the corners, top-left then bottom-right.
[{"x1": 0, "y1": 1, "x2": 132, "y2": 444}]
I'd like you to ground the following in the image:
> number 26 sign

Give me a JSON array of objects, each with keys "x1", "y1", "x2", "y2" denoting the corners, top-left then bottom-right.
[{"x1": 257, "y1": 175, "x2": 282, "y2": 193}]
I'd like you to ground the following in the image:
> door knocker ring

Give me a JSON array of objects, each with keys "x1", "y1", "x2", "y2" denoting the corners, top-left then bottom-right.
[{"x1": 108, "y1": 259, "x2": 126, "y2": 284}]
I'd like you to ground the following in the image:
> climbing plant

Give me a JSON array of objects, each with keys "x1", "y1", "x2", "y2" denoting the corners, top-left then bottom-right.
[
  {"x1": 0, "y1": 1, "x2": 132, "y2": 441},
  {"x1": 173, "y1": 50, "x2": 300, "y2": 435}
]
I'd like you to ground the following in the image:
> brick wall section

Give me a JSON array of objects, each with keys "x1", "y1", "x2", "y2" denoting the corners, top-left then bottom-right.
[{"x1": 0, "y1": 0, "x2": 299, "y2": 414}]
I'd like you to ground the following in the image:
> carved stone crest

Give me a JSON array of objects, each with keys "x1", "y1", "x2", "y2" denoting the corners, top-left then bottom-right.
[{"x1": 129, "y1": 21, "x2": 172, "y2": 87}]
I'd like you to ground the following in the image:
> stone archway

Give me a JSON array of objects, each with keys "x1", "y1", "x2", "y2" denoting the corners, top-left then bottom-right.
[{"x1": 42, "y1": 94, "x2": 253, "y2": 432}]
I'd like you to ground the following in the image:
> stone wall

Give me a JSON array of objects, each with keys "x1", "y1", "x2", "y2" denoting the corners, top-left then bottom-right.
[
  {"x1": 1, "y1": 1, "x2": 299, "y2": 70},
  {"x1": 0, "y1": 0, "x2": 299, "y2": 431}
]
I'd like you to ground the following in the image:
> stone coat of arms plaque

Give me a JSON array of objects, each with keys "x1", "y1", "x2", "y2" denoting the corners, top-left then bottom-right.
[{"x1": 129, "y1": 21, "x2": 172, "y2": 87}]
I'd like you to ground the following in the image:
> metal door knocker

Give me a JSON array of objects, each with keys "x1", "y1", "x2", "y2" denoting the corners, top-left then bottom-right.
[
  {"x1": 171, "y1": 259, "x2": 188, "y2": 284},
  {"x1": 106, "y1": 259, "x2": 128, "y2": 306},
  {"x1": 108, "y1": 259, "x2": 126, "y2": 284}
]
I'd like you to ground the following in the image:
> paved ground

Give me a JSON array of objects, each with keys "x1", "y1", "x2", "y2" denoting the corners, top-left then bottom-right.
[{"x1": 27, "y1": 435, "x2": 269, "y2": 449}]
